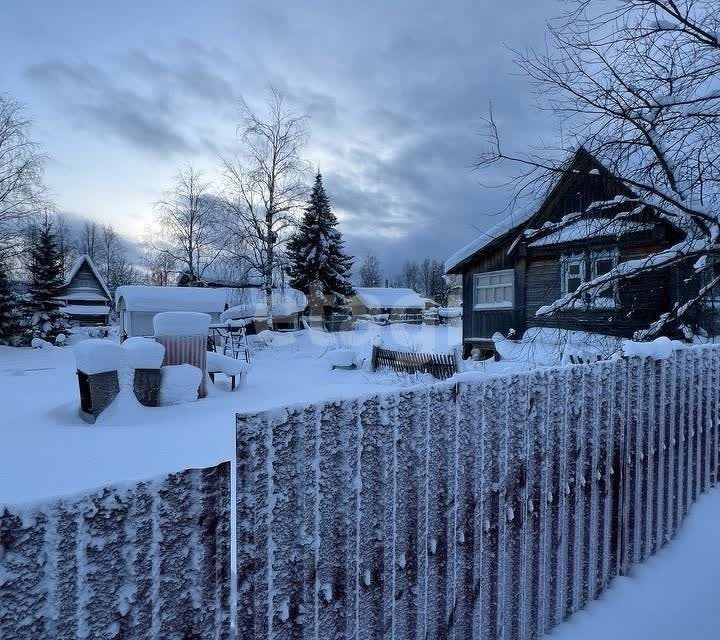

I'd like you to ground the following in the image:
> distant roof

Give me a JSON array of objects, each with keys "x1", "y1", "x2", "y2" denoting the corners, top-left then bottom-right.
[
  {"x1": 354, "y1": 287, "x2": 425, "y2": 309},
  {"x1": 115, "y1": 286, "x2": 228, "y2": 313},
  {"x1": 64, "y1": 254, "x2": 112, "y2": 301}
]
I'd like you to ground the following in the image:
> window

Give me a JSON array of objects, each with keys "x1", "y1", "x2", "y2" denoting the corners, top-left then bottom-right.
[
  {"x1": 560, "y1": 249, "x2": 619, "y2": 309},
  {"x1": 473, "y1": 270, "x2": 514, "y2": 310},
  {"x1": 590, "y1": 249, "x2": 618, "y2": 308},
  {"x1": 561, "y1": 254, "x2": 586, "y2": 296}
]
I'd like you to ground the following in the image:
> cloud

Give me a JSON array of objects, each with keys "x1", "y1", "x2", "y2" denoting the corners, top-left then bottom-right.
[{"x1": 14, "y1": 0, "x2": 564, "y2": 279}]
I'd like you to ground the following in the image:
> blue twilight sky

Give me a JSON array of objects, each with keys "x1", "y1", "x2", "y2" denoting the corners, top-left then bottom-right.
[{"x1": 0, "y1": 0, "x2": 560, "y2": 276}]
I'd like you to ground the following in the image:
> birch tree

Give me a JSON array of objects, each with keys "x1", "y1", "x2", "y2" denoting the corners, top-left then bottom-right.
[
  {"x1": 476, "y1": 0, "x2": 720, "y2": 339},
  {"x1": 0, "y1": 95, "x2": 46, "y2": 255},
  {"x1": 154, "y1": 165, "x2": 225, "y2": 285},
  {"x1": 221, "y1": 87, "x2": 309, "y2": 325}
]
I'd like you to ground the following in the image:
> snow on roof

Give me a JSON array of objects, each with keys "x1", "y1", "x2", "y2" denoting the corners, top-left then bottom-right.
[
  {"x1": 57, "y1": 291, "x2": 109, "y2": 302},
  {"x1": 444, "y1": 208, "x2": 538, "y2": 274},
  {"x1": 444, "y1": 147, "x2": 629, "y2": 274},
  {"x1": 354, "y1": 287, "x2": 425, "y2": 309},
  {"x1": 220, "y1": 287, "x2": 307, "y2": 321},
  {"x1": 63, "y1": 305, "x2": 111, "y2": 316},
  {"x1": 115, "y1": 286, "x2": 228, "y2": 313},
  {"x1": 64, "y1": 254, "x2": 112, "y2": 301},
  {"x1": 528, "y1": 218, "x2": 655, "y2": 247}
]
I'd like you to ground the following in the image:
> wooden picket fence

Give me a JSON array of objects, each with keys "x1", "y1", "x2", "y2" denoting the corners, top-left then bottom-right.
[
  {"x1": 235, "y1": 344, "x2": 720, "y2": 640},
  {"x1": 371, "y1": 344, "x2": 458, "y2": 380}
]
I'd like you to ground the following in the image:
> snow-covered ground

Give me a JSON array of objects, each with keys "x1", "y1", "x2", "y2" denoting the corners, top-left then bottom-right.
[
  {"x1": 548, "y1": 487, "x2": 720, "y2": 640},
  {"x1": 0, "y1": 323, "x2": 462, "y2": 504}
]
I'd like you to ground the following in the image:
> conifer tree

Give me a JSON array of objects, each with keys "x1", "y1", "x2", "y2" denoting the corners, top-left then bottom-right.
[
  {"x1": 288, "y1": 172, "x2": 354, "y2": 298},
  {"x1": 0, "y1": 256, "x2": 23, "y2": 345},
  {"x1": 26, "y1": 217, "x2": 69, "y2": 344}
]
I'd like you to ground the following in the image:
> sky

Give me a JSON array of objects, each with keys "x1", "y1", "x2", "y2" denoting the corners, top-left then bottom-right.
[{"x1": 0, "y1": 0, "x2": 560, "y2": 278}]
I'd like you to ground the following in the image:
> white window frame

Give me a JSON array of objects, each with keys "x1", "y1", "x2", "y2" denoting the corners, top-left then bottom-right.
[
  {"x1": 473, "y1": 269, "x2": 514, "y2": 310},
  {"x1": 560, "y1": 253, "x2": 586, "y2": 298},
  {"x1": 589, "y1": 248, "x2": 619, "y2": 309}
]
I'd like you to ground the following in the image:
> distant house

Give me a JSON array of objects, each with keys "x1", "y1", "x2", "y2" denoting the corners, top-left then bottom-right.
[
  {"x1": 58, "y1": 255, "x2": 112, "y2": 326},
  {"x1": 351, "y1": 287, "x2": 425, "y2": 323},
  {"x1": 445, "y1": 147, "x2": 698, "y2": 357}
]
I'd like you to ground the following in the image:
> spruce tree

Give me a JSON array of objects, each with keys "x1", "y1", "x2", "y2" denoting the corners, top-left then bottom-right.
[
  {"x1": 26, "y1": 218, "x2": 70, "y2": 344},
  {"x1": 288, "y1": 172, "x2": 354, "y2": 298},
  {"x1": 0, "y1": 256, "x2": 23, "y2": 345}
]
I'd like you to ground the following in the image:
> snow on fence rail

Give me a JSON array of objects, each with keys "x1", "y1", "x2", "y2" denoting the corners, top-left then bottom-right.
[
  {"x1": 0, "y1": 462, "x2": 232, "y2": 640},
  {"x1": 235, "y1": 344, "x2": 720, "y2": 640}
]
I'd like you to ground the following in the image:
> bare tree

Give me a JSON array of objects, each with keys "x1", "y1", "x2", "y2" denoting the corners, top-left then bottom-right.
[
  {"x1": 221, "y1": 87, "x2": 309, "y2": 324},
  {"x1": 141, "y1": 246, "x2": 178, "y2": 286},
  {"x1": 0, "y1": 95, "x2": 47, "y2": 255},
  {"x1": 154, "y1": 165, "x2": 226, "y2": 285},
  {"x1": 359, "y1": 252, "x2": 383, "y2": 287},
  {"x1": 476, "y1": 0, "x2": 720, "y2": 339},
  {"x1": 78, "y1": 220, "x2": 98, "y2": 260}
]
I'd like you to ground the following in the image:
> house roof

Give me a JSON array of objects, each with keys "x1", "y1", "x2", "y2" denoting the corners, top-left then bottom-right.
[
  {"x1": 63, "y1": 254, "x2": 112, "y2": 301},
  {"x1": 115, "y1": 286, "x2": 229, "y2": 313},
  {"x1": 64, "y1": 305, "x2": 111, "y2": 316},
  {"x1": 354, "y1": 287, "x2": 425, "y2": 309},
  {"x1": 444, "y1": 147, "x2": 634, "y2": 274},
  {"x1": 527, "y1": 217, "x2": 655, "y2": 248}
]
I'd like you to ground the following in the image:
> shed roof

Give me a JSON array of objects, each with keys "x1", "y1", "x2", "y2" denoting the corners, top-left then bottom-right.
[
  {"x1": 63, "y1": 254, "x2": 112, "y2": 301},
  {"x1": 354, "y1": 287, "x2": 425, "y2": 309},
  {"x1": 115, "y1": 286, "x2": 228, "y2": 313}
]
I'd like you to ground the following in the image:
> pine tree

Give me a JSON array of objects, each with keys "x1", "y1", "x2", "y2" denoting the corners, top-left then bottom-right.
[
  {"x1": 0, "y1": 256, "x2": 23, "y2": 345},
  {"x1": 26, "y1": 218, "x2": 70, "y2": 344},
  {"x1": 288, "y1": 172, "x2": 354, "y2": 298}
]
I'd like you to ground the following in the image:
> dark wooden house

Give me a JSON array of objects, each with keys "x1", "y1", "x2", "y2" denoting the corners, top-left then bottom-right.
[
  {"x1": 57, "y1": 255, "x2": 112, "y2": 326},
  {"x1": 445, "y1": 148, "x2": 694, "y2": 357}
]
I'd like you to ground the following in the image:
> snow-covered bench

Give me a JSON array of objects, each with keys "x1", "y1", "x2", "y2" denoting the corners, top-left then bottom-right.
[{"x1": 206, "y1": 351, "x2": 250, "y2": 391}]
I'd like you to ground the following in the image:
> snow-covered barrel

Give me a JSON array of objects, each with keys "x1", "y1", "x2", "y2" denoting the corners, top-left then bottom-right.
[
  {"x1": 122, "y1": 337, "x2": 165, "y2": 407},
  {"x1": 153, "y1": 312, "x2": 211, "y2": 399},
  {"x1": 73, "y1": 339, "x2": 124, "y2": 423}
]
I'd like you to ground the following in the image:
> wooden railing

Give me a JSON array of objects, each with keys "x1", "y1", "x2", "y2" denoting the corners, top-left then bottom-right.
[{"x1": 371, "y1": 345, "x2": 458, "y2": 380}]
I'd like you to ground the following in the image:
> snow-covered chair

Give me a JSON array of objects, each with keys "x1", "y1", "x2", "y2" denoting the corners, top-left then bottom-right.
[{"x1": 207, "y1": 351, "x2": 250, "y2": 391}]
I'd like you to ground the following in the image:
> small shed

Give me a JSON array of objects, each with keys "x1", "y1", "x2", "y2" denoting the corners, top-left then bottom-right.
[
  {"x1": 220, "y1": 287, "x2": 307, "y2": 332},
  {"x1": 115, "y1": 286, "x2": 227, "y2": 338},
  {"x1": 58, "y1": 255, "x2": 112, "y2": 326},
  {"x1": 351, "y1": 287, "x2": 425, "y2": 323}
]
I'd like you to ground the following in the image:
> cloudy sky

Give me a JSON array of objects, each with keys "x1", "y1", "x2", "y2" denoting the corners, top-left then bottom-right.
[{"x1": 1, "y1": 0, "x2": 560, "y2": 277}]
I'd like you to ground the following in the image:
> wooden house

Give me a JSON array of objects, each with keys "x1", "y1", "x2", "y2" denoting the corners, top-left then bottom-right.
[
  {"x1": 445, "y1": 148, "x2": 694, "y2": 357},
  {"x1": 58, "y1": 255, "x2": 112, "y2": 326}
]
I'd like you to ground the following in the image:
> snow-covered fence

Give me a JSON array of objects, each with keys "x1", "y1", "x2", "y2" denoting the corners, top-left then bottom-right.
[
  {"x1": 235, "y1": 344, "x2": 720, "y2": 640},
  {"x1": 0, "y1": 462, "x2": 232, "y2": 640}
]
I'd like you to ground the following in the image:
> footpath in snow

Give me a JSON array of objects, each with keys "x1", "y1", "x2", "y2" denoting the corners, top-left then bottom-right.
[{"x1": 548, "y1": 488, "x2": 720, "y2": 640}]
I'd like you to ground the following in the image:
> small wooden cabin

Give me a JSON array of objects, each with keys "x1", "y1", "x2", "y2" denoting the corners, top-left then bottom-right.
[
  {"x1": 57, "y1": 255, "x2": 112, "y2": 326},
  {"x1": 445, "y1": 148, "x2": 692, "y2": 357}
]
